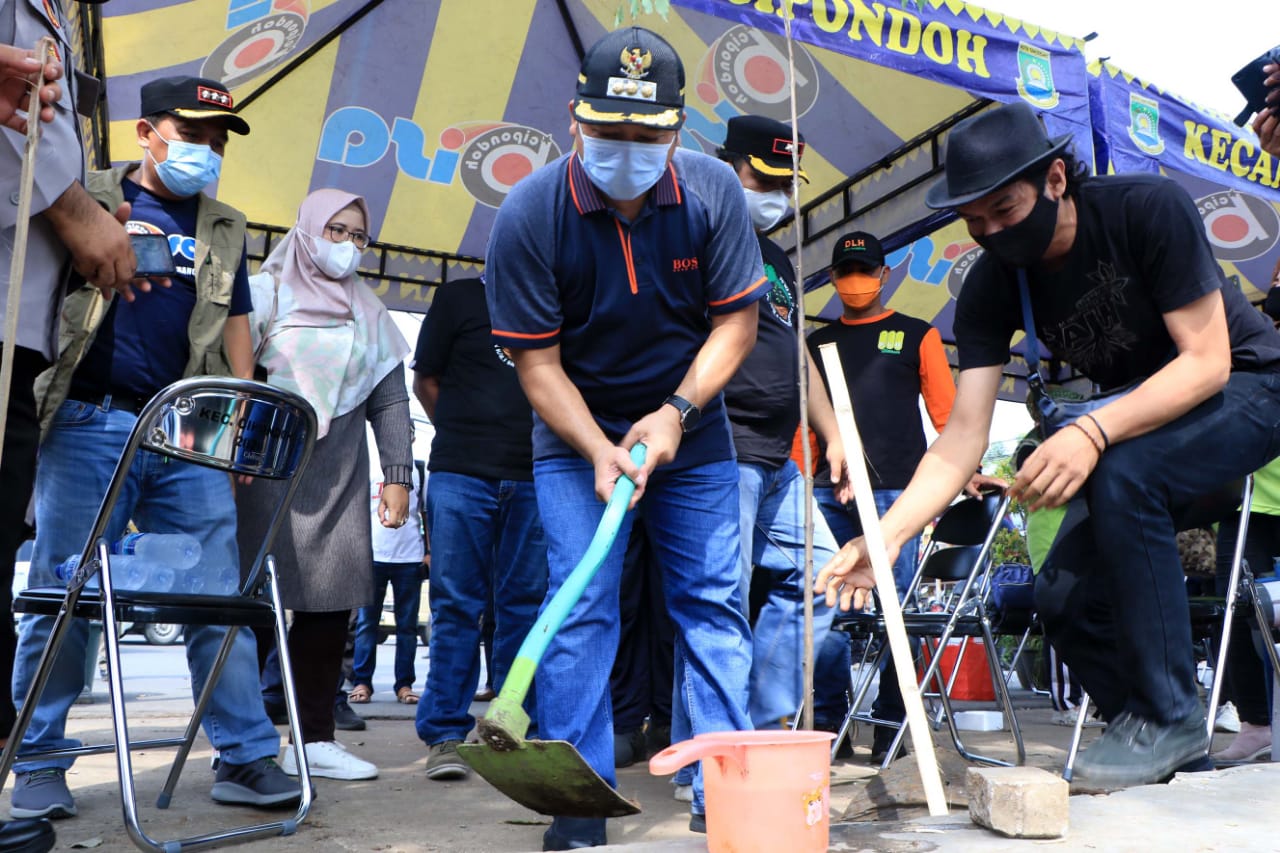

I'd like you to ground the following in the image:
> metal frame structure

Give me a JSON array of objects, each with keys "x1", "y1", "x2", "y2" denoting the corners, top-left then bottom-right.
[{"x1": 0, "y1": 378, "x2": 319, "y2": 851}]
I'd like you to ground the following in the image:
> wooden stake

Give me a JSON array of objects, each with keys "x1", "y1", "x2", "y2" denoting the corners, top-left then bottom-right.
[
  {"x1": 817, "y1": 341, "x2": 948, "y2": 817},
  {"x1": 0, "y1": 36, "x2": 55, "y2": 473}
]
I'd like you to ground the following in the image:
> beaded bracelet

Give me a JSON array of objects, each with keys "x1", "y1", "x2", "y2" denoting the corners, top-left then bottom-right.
[
  {"x1": 1067, "y1": 421, "x2": 1104, "y2": 456},
  {"x1": 1080, "y1": 412, "x2": 1111, "y2": 450}
]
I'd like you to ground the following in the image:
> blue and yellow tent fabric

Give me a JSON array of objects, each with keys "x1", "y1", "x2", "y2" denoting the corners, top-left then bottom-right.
[
  {"x1": 93, "y1": 0, "x2": 1091, "y2": 318},
  {"x1": 1089, "y1": 60, "x2": 1280, "y2": 304}
]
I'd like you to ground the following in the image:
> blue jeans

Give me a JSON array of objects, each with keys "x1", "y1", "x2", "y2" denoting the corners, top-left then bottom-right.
[
  {"x1": 13, "y1": 399, "x2": 279, "y2": 772},
  {"x1": 672, "y1": 459, "x2": 837, "y2": 744},
  {"x1": 353, "y1": 561, "x2": 422, "y2": 692},
  {"x1": 1035, "y1": 370, "x2": 1280, "y2": 725},
  {"x1": 415, "y1": 473, "x2": 547, "y2": 745},
  {"x1": 533, "y1": 456, "x2": 751, "y2": 816},
  {"x1": 812, "y1": 486, "x2": 919, "y2": 727}
]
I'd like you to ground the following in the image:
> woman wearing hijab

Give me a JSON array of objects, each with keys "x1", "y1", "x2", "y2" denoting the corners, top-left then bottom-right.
[{"x1": 236, "y1": 188, "x2": 413, "y2": 781}]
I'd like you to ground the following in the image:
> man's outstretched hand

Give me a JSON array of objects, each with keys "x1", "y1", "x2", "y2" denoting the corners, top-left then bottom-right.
[{"x1": 815, "y1": 535, "x2": 888, "y2": 612}]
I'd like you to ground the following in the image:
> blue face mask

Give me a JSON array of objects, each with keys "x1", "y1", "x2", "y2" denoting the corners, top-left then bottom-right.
[
  {"x1": 147, "y1": 123, "x2": 222, "y2": 197},
  {"x1": 578, "y1": 133, "x2": 672, "y2": 202}
]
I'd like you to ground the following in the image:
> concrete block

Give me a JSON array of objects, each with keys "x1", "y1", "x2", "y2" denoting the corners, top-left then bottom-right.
[{"x1": 967, "y1": 766, "x2": 1068, "y2": 839}]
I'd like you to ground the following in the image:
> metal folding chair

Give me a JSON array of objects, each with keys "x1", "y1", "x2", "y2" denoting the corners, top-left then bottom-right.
[
  {"x1": 1062, "y1": 476, "x2": 1254, "y2": 781},
  {"x1": 0, "y1": 377, "x2": 317, "y2": 851},
  {"x1": 832, "y1": 488, "x2": 1024, "y2": 768}
]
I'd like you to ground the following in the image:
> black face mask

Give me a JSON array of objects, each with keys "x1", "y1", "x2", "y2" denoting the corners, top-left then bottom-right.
[{"x1": 973, "y1": 190, "x2": 1059, "y2": 268}]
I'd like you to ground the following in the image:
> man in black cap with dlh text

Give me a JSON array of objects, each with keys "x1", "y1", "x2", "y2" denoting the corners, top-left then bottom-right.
[
  {"x1": 807, "y1": 228, "x2": 965, "y2": 763},
  {"x1": 816, "y1": 100, "x2": 1280, "y2": 789}
]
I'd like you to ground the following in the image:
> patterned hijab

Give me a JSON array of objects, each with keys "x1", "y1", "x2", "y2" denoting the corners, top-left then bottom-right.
[{"x1": 249, "y1": 188, "x2": 409, "y2": 438}]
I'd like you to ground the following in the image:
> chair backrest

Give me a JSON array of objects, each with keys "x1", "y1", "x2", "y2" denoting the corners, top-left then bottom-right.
[
  {"x1": 920, "y1": 545, "x2": 982, "y2": 583},
  {"x1": 907, "y1": 488, "x2": 1011, "y2": 611},
  {"x1": 137, "y1": 378, "x2": 315, "y2": 479},
  {"x1": 931, "y1": 489, "x2": 1007, "y2": 547},
  {"x1": 69, "y1": 378, "x2": 317, "y2": 596}
]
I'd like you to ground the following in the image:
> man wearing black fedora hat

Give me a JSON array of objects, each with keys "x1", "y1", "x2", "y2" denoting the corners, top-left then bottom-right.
[{"x1": 816, "y1": 100, "x2": 1280, "y2": 789}]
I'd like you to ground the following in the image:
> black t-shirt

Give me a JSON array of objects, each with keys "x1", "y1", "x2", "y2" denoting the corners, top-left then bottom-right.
[
  {"x1": 414, "y1": 278, "x2": 534, "y2": 481},
  {"x1": 808, "y1": 311, "x2": 951, "y2": 490},
  {"x1": 70, "y1": 180, "x2": 253, "y2": 401},
  {"x1": 723, "y1": 235, "x2": 801, "y2": 468},
  {"x1": 954, "y1": 174, "x2": 1280, "y2": 388}
]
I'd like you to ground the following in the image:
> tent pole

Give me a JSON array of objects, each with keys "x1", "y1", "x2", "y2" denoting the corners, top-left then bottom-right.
[{"x1": 780, "y1": 8, "x2": 815, "y2": 734}]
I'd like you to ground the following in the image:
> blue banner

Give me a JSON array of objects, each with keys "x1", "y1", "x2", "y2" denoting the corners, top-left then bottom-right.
[
  {"x1": 671, "y1": 0, "x2": 1095, "y2": 163},
  {"x1": 1090, "y1": 62, "x2": 1280, "y2": 201}
]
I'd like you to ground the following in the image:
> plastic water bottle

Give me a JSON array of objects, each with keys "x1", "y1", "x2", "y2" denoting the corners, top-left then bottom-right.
[
  {"x1": 115, "y1": 533, "x2": 202, "y2": 570},
  {"x1": 54, "y1": 555, "x2": 97, "y2": 588},
  {"x1": 114, "y1": 555, "x2": 176, "y2": 593}
]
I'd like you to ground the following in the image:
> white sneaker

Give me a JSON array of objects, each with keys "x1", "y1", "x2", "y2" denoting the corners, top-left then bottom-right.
[
  {"x1": 281, "y1": 740, "x2": 378, "y2": 780},
  {"x1": 673, "y1": 783, "x2": 693, "y2": 803},
  {"x1": 1215, "y1": 702, "x2": 1241, "y2": 734},
  {"x1": 1050, "y1": 708, "x2": 1103, "y2": 728}
]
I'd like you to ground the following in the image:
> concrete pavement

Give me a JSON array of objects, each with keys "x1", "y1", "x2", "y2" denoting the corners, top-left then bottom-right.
[{"x1": 6, "y1": 641, "x2": 1274, "y2": 851}]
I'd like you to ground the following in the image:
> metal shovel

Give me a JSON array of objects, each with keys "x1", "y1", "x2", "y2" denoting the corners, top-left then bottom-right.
[{"x1": 457, "y1": 443, "x2": 646, "y2": 817}]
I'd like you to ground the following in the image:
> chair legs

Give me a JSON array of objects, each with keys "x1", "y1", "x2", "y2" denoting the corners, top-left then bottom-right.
[
  {"x1": 880, "y1": 621, "x2": 1026, "y2": 770},
  {"x1": 3, "y1": 548, "x2": 311, "y2": 852},
  {"x1": 1061, "y1": 692, "x2": 1092, "y2": 782}
]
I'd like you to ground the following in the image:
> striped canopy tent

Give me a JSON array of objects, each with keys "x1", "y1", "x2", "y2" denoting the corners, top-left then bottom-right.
[{"x1": 86, "y1": 0, "x2": 1092, "y2": 341}]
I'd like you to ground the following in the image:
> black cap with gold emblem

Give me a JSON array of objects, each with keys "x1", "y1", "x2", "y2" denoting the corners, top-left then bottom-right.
[
  {"x1": 720, "y1": 115, "x2": 808, "y2": 183},
  {"x1": 572, "y1": 27, "x2": 685, "y2": 130}
]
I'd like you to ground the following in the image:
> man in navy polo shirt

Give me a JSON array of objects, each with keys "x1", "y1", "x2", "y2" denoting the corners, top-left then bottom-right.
[{"x1": 486, "y1": 26, "x2": 764, "y2": 851}]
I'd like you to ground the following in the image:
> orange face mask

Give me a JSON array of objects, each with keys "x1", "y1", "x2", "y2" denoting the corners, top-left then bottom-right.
[{"x1": 834, "y1": 271, "x2": 882, "y2": 311}]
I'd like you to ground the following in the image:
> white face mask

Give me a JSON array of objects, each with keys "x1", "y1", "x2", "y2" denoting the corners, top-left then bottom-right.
[
  {"x1": 743, "y1": 187, "x2": 790, "y2": 232},
  {"x1": 306, "y1": 233, "x2": 363, "y2": 279},
  {"x1": 578, "y1": 133, "x2": 673, "y2": 201}
]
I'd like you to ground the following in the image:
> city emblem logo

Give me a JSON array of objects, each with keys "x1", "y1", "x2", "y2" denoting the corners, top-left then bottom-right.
[
  {"x1": 1127, "y1": 92, "x2": 1164, "y2": 156},
  {"x1": 1015, "y1": 43, "x2": 1059, "y2": 109}
]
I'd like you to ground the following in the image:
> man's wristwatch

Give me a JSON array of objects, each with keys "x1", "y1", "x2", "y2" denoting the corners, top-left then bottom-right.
[{"x1": 663, "y1": 394, "x2": 701, "y2": 433}]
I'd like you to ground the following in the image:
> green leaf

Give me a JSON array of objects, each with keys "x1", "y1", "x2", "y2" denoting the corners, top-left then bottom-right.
[{"x1": 615, "y1": 0, "x2": 669, "y2": 21}]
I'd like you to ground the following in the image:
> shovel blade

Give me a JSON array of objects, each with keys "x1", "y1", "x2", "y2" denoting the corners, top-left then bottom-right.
[{"x1": 457, "y1": 740, "x2": 642, "y2": 818}]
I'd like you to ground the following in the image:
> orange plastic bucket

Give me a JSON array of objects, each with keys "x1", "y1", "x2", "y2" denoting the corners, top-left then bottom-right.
[{"x1": 649, "y1": 730, "x2": 835, "y2": 853}]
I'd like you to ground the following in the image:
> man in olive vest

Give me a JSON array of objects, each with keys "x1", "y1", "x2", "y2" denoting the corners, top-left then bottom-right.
[{"x1": 10, "y1": 76, "x2": 301, "y2": 821}]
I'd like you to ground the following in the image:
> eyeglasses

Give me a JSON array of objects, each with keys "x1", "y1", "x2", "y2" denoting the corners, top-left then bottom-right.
[{"x1": 323, "y1": 223, "x2": 371, "y2": 250}]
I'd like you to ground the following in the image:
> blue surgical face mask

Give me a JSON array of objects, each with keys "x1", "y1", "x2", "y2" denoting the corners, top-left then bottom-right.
[
  {"x1": 146, "y1": 122, "x2": 222, "y2": 197},
  {"x1": 578, "y1": 133, "x2": 672, "y2": 202}
]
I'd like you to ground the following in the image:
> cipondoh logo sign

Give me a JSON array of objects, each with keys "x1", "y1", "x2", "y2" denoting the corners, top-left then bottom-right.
[
  {"x1": 694, "y1": 25, "x2": 820, "y2": 120},
  {"x1": 201, "y1": 0, "x2": 309, "y2": 89},
  {"x1": 451, "y1": 124, "x2": 561, "y2": 208},
  {"x1": 1196, "y1": 190, "x2": 1280, "y2": 263}
]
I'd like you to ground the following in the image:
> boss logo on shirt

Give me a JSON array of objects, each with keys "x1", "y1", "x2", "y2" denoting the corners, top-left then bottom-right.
[
  {"x1": 672, "y1": 257, "x2": 699, "y2": 272},
  {"x1": 877, "y1": 330, "x2": 905, "y2": 355},
  {"x1": 492, "y1": 344, "x2": 515, "y2": 368}
]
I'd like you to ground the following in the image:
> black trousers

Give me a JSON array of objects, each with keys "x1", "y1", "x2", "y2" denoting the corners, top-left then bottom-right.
[
  {"x1": 609, "y1": 514, "x2": 674, "y2": 733},
  {"x1": 0, "y1": 347, "x2": 46, "y2": 738},
  {"x1": 254, "y1": 609, "x2": 349, "y2": 743},
  {"x1": 1215, "y1": 512, "x2": 1280, "y2": 725}
]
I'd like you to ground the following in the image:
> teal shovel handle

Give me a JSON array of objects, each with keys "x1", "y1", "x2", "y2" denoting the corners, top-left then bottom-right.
[{"x1": 498, "y1": 443, "x2": 646, "y2": 709}]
